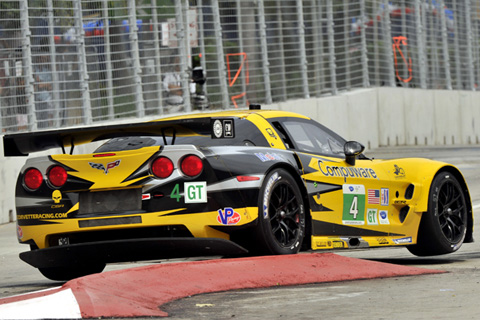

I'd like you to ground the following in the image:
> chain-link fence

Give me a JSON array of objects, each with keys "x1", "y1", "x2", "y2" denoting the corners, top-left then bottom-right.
[{"x1": 0, "y1": 0, "x2": 479, "y2": 132}]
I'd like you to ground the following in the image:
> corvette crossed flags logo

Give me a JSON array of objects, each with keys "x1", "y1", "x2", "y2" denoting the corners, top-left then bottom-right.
[{"x1": 89, "y1": 160, "x2": 121, "y2": 174}]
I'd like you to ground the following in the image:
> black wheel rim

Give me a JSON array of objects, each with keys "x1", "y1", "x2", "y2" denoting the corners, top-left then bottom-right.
[
  {"x1": 268, "y1": 182, "x2": 301, "y2": 247},
  {"x1": 437, "y1": 180, "x2": 466, "y2": 243}
]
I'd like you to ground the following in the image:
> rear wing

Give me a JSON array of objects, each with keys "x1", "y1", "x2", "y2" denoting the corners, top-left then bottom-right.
[{"x1": 3, "y1": 118, "x2": 217, "y2": 157}]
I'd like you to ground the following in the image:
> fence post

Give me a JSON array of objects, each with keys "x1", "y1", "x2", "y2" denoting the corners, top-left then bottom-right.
[
  {"x1": 73, "y1": 0, "x2": 92, "y2": 125},
  {"x1": 414, "y1": 0, "x2": 427, "y2": 89},
  {"x1": 343, "y1": 1, "x2": 350, "y2": 90},
  {"x1": 212, "y1": 0, "x2": 229, "y2": 109},
  {"x1": 360, "y1": 0, "x2": 369, "y2": 88},
  {"x1": 465, "y1": 0, "x2": 475, "y2": 91},
  {"x1": 102, "y1": 0, "x2": 115, "y2": 120},
  {"x1": 452, "y1": 0, "x2": 462, "y2": 89},
  {"x1": 326, "y1": 0, "x2": 337, "y2": 95},
  {"x1": 19, "y1": 0, "x2": 36, "y2": 130},
  {"x1": 173, "y1": 0, "x2": 191, "y2": 112},
  {"x1": 275, "y1": 0, "x2": 287, "y2": 101},
  {"x1": 296, "y1": 0, "x2": 309, "y2": 98},
  {"x1": 312, "y1": 1, "x2": 324, "y2": 96},
  {"x1": 235, "y1": 0, "x2": 247, "y2": 107},
  {"x1": 127, "y1": 0, "x2": 145, "y2": 117},
  {"x1": 198, "y1": 0, "x2": 208, "y2": 102},
  {"x1": 382, "y1": 0, "x2": 395, "y2": 87},
  {"x1": 258, "y1": 0, "x2": 272, "y2": 104},
  {"x1": 439, "y1": 0, "x2": 452, "y2": 90},
  {"x1": 46, "y1": 0, "x2": 60, "y2": 127}
]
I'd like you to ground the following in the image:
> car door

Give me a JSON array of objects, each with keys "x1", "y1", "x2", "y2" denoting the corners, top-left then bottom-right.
[{"x1": 271, "y1": 118, "x2": 397, "y2": 250}]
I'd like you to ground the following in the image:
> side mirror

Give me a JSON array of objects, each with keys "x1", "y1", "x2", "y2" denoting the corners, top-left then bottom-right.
[{"x1": 344, "y1": 141, "x2": 365, "y2": 166}]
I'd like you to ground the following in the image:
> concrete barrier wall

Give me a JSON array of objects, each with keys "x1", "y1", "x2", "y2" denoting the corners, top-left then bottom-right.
[{"x1": 1, "y1": 87, "x2": 479, "y2": 223}]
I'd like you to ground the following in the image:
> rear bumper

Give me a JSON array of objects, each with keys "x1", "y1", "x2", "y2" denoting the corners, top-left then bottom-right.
[{"x1": 20, "y1": 237, "x2": 249, "y2": 268}]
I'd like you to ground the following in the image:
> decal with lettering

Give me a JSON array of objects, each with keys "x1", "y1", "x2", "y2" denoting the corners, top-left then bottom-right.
[
  {"x1": 366, "y1": 208, "x2": 378, "y2": 225},
  {"x1": 217, "y1": 208, "x2": 241, "y2": 225},
  {"x1": 318, "y1": 160, "x2": 378, "y2": 179},
  {"x1": 342, "y1": 184, "x2": 365, "y2": 225},
  {"x1": 184, "y1": 182, "x2": 207, "y2": 203}
]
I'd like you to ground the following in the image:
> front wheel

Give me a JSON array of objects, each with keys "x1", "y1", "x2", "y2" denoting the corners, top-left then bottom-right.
[
  {"x1": 408, "y1": 171, "x2": 467, "y2": 256},
  {"x1": 254, "y1": 168, "x2": 305, "y2": 255}
]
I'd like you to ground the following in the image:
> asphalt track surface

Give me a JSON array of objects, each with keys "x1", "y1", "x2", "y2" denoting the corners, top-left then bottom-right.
[{"x1": 1, "y1": 145, "x2": 480, "y2": 319}]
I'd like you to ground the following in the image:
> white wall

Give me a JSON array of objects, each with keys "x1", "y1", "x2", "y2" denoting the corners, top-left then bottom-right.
[
  {"x1": 1, "y1": 87, "x2": 479, "y2": 223},
  {"x1": 272, "y1": 87, "x2": 480, "y2": 148}
]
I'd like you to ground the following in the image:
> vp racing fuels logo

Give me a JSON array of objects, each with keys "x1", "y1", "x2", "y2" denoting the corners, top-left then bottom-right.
[
  {"x1": 217, "y1": 208, "x2": 241, "y2": 225},
  {"x1": 89, "y1": 160, "x2": 121, "y2": 174}
]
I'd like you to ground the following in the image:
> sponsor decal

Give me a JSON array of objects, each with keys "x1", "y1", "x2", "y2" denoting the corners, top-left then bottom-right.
[
  {"x1": 17, "y1": 225, "x2": 23, "y2": 239},
  {"x1": 89, "y1": 160, "x2": 121, "y2": 174},
  {"x1": 184, "y1": 182, "x2": 207, "y2": 203},
  {"x1": 17, "y1": 213, "x2": 69, "y2": 220},
  {"x1": 217, "y1": 208, "x2": 241, "y2": 225},
  {"x1": 393, "y1": 237, "x2": 412, "y2": 244},
  {"x1": 332, "y1": 241, "x2": 344, "y2": 248},
  {"x1": 367, "y1": 189, "x2": 380, "y2": 204},
  {"x1": 377, "y1": 237, "x2": 389, "y2": 245},
  {"x1": 318, "y1": 160, "x2": 378, "y2": 179},
  {"x1": 379, "y1": 210, "x2": 390, "y2": 224},
  {"x1": 142, "y1": 194, "x2": 151, "y2": 200},
  {"x1": 211, "y1": 119, "x2": 235, "y2": 139},
  {"x1": 393, "y1": 164, "x2": 405, "y2": 178},
  {"x1": 52, "y1": 190, "x2": 62, "y2": 204},
  {"x1": 342, "y1": 184, "x2": 365, "y2": 225},
  {"x1": 51, "y1": 190, "x2": 65, "y2": 209},
  {"x1": 266, "y1": 128, "x2": 277, "y2": 139},
  {"x1": 315, "y1": 241, "x2": 330, "y2": 248},
  {"x1": 381, "y1": 188, "x2": 389, "y2": 206},
  {"x1": 213, "y1": 120, "x2": 223, "y2": 138},
  {"x1": 263, "y1": 172, "x2": 281, "y2": 219},
  {"x1": 224, "y1": 120, "x2": 234, "y2": 137},
  {"x1": 255, "y1": 152, "x2": 285, "y2": 162},
  {"x1": 366, "y1": 208, "x2": 378, "y2": 225}
]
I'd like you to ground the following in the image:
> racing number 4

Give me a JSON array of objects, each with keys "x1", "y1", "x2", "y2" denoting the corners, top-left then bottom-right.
[
  {"x1": 342, "y1": 184, "x2": 365, "y2": 225},
  {"x1": 349, "y1": 196, "x2": 359, "y2": 219},
  {"x1": 171, "y1": 184, "x2": 181, "y2": 202}
]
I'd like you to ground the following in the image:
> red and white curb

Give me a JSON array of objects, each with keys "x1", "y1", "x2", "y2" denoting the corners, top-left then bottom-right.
[
  {"x1": 0, "y1": 287, "x2": 81, "y2": 319},
  {"x1": 0, "y1": 253, "x2": 445, "y2": 319}
]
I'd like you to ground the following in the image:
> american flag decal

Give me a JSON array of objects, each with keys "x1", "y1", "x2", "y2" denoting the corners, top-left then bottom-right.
[{"x1": 368, "y1": 189, "x2": 380, "y2": 204}]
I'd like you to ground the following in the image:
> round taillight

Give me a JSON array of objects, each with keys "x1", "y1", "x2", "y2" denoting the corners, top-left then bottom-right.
[
  {"x1": 152, "y1": 157, "x2": 174, "y2": 179},
  {"x1": 48, "y1": 166, "x2": 68, "y2": 187},
  {"x1": 181, "y1": 155, "x2": 203, "y2": 177},
  {"x1": 24, "y1": 168, "x2": 43, "y2": 190}
]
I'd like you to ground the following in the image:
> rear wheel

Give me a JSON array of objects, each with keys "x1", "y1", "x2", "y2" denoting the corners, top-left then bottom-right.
[
  {"x1": 254, "y1": 168, "x2": 305, "y2": 255},
  {"x1": 39, "y1": 263, "x2": 106, "y2": 281},
  {"x1": 408, "y1": 171, "x2": 467, "y2": 256}
]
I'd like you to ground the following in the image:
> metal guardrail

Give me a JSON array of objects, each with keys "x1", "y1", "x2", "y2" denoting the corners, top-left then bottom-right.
[{"x1": 0, "y1": 0, "x2": 479, "y2": 132}]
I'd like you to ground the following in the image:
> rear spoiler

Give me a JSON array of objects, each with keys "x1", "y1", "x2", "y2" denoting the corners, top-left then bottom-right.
[{"x1": 3, "y1": 118, "x2": 214, "y2": 157}]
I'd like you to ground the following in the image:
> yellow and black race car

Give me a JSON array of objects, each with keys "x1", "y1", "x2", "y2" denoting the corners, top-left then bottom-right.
[{"x1": 3, "y1": 105, "x2": 473, "y2": 280}]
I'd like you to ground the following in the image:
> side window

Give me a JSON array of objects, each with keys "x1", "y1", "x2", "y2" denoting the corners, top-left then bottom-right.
[{"x1": 277, "y1": 120, "x2": 345, "y2": 156}]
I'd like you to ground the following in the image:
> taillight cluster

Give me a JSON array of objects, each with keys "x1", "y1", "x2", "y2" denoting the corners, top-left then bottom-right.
[
  {"x1": 23, "y1": 165, "x2": 68, "y2": 190},
  {"x1": 151, "y1": 154, "x2": 203, "y2": 179}
]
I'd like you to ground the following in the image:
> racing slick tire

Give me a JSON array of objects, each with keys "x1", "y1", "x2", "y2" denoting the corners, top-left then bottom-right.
[
  {"x1": 38, "y1": 263, "x2": 106, "y2": 281},
  {"x1": 407, "y1": 171, "x2": 468, "y2": 256},
  {"x1": 254, "y1": 168, "x2": 305, "y2": 255}
]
